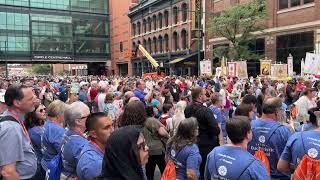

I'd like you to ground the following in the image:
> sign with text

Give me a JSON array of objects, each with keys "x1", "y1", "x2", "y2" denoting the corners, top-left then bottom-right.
[{"x1": 32, "y1": 55, "x2": 73, "y2": 61}]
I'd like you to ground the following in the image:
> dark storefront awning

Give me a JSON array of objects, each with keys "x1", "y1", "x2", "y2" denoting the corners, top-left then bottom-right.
[{"x1": 169, "y1": 52, "x2": 201, "y2": 64}]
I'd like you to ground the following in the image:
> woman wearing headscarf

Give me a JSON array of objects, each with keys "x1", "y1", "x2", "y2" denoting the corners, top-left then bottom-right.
[{"x1": 101, "y1": 126, "x2": 149, "y2": 180}]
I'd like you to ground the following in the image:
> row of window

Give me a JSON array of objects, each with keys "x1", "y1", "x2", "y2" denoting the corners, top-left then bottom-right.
[
  {"x1": 0, "y1": 0, "x2": 108, "y2": 14},
  {"x1": 132, "y1": 3, "x2": 188, "y2": 36},
  {"x1": 279, "y1": 0, "x2": 314, "y2": 10},
  {"x1": 132, "y1": 30, "x2": 188, "y2": 54}
]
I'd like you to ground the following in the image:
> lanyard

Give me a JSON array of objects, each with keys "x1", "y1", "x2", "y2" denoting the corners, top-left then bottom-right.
[
  {"x1": 89, "y1": 141, "x2": 104, "y2": 154},
  {"x1": 8, "y1": 109, "x2": 32, "y2": 145}
]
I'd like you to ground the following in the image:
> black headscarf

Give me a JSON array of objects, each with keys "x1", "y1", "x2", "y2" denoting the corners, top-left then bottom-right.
[{"x1": 101, "y1": 125, "x2": 144, "y2": 180}]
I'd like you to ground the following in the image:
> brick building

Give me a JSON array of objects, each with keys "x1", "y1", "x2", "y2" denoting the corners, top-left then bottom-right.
[
  {"x1": 128, "y1": 0, "x2": 203, "y2": 76},
  {"x1": 109, "y1": 0, "x2": 134, "y2": 76},
  {"x1": 206, "y1": 0, "x2": 320, "y2": 75}
]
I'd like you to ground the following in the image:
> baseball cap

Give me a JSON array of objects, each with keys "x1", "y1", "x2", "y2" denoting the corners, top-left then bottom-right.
[{"x1": 79, "y1": 81, "x2": 88, "y2": 87}]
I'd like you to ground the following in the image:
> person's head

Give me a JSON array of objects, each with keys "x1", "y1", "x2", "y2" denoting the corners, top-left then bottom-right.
[
  {"x1": 102, "y1": 126, "x2": 149, "y2": 179},
  {"x1": 120, "y1": 101, "x2": 147, "y2": 127},
  {"x1": 191, "y1": 87, "x2": 206, "y2": 103},
  {"x1": 136, "y1": 80, "x2": 146, "y2": 91},
  {"x1": 145, "y1": 104, "x2": 155, "y2": 117},
  {"x1": 162, "y1": 103, "x2": 173, "y2": 114},
  {"x1": 5, "y1": 84, "x2": 37, "y2": 114},
  {"x1": 169, "y1": 117, "x2": 198, "y2": 149},
  {"x1": 303, "y1": 88, "x2": 314, "y2": 99},
  {"x1": 105, "y1": 92, "x2": 114, "y2": 104},
  {"x1": 123, "y1": 91, "x2": 135, "y2": 106},
  {"x1": 47, "y1": 100, "x2": 68, "y2": 124},
  {"x1": 24, "y1": 103, "x2": 46, "y2": 130},
  {"x1": 174, "y1": 100, "x2": 187, "y2": 115},
  {"x1": 242, "y1": 95, "x2": 257, "y2": 110},
  {"x1": 64, "y1": 101, "x2": 90, "y2": 132},
  {"x1": 262, "y1": 97, "x2": 282, "y2": 120},
  {"x1": 86, "y1": 112, "x2": 114, "y2": 146},
  {"x1": 79, "y1": 81, "x2": 88, "y2": 90},
  {"x1": 211, "y1": 95, "x2": 222, "y2": 107},
  {"x1": 261, "y1": 85, "x2": 269, "y2": 96},
  {"x1": 235, "y1": 104, "x2": 255, "y2": 121},
  {"x1": 227, "y1": 116, "x2": 252, "y2": 144}
]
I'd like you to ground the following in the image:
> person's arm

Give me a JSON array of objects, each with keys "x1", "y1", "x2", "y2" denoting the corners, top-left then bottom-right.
[
  {"x1": 158, "y1": 126, "x2": 169, "y2": 139},
  {"x1": 218, "y1": 123, "x2": 224, "y2": 145},
  {"x1": 186, "y1": 169, "x2": 197, "y2": 180},
  {"x1": 277, "y1": 159, "x2": 291, "y2": 173},
  {"x1": 144, "y1": 88, "x2": 153, "y2": 102},
  {"x1": 1, "y1": 163, "x2": 20, "y2": 180}
]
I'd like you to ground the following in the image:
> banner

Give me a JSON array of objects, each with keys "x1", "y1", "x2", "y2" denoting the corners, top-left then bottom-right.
[
  {"x1": 236, "y1": 61, "x2": 248, "y2": 79},
  {"x1": 271, "y1": 64, "x2": 288, "y2": 80},
  {"x1": 301, "y1": 59, "x2": 305, "y2": 76},
  {"x1": 227, "y1": 62, "x2": 237, "y2": 77},
  {"x1": 215, "y1": 67, "x2": 222, "y2": 77},
  {"x1": 304, "y1": 53, "x2": 320, "y2": 75},
  {"x1": 287, "y1": 54, "x2": 293, "y2": 76},
  {"x1": 200, "y1": 60, "x2": 212, "y2": 76},
  {"x1": 260, "y1": 59, "x2": 272, "y2": 76}
]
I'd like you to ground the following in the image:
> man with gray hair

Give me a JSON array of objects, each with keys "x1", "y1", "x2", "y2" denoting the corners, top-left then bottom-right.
[
  {"x1": 248, "y1": 97, "x2": 292, "y2": 180},
  {"x1": 61, "y1": 101, "x2": 90, "y2": 179}
]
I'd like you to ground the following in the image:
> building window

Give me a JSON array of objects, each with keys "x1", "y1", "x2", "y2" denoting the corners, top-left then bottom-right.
[
  {"x1": 153, "y1": 15, "x2": 157, "y2": 30},
  {"x1": 181, "y1": 29, "x2": 187, "y2": 49},
  {"x1": 158, "y1": 36, "x2": 163, "y2": 52},
  {"x1": 147, "y1": 38, "x2": 152, "y2": 53},
  {"x1": 291, "y1": 0, "x2": 301, "y2": 7},
  {"x1": 164, "y1": 34, "x2": 169, "y2": 51},
  {"x1": 279, "y1": 0, "x2": 289, "y2": 9},
  {"x1": 181, "y1": 3, "x2": 188, "y2": 22},
  {"x1": 173, "y1": 7, "x2": 178, "y2": 24},
  {"x1": 153, "y1": 37, "x2": 157, "y2": 53},
  {"x1": 304, "y1": 0, "x2": 314, "y2": 3},
  {"x1": 137, "y1": 22, "x2": 141, "y2": 35},
  {"x1": 132, "y1": 24, "x2": 136, "y2": 36},
  {"x1": 143, "y1": 39, "x2": 147, "y2": 49},
  {"x1": 158, "y1": 13, "x2": 163, "y2": 28},
  {"x1": 143, "y1": 19, "x2": 147, "y2": 33},
  {"x1": 164, "y1": 10, "x2": 169, "y2": 27},
  {"x1": 173, "y1": 32, "x2": 179, "y2": 50},
  {"x1": 147, "y1": 17, "x2": 151, "y2": 32},
  {"x1": 249, "y1": 38, "x2": 265, "y2": 55},
  {"x1": 120, "y1": 42, "x2": 123, "y2": 52},
  {"x1": 276, "y1": 31, "x2": 314, "y2": 73}
]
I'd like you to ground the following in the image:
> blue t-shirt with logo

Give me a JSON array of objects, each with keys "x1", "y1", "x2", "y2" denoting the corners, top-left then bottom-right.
[
  {"x1": 205, "y1": 146, "x2": 269, "y2": 180},
  {"x1": 296, "y1": 122, "x2": 317, "y2": 132},
  {"x1": 248, "y1": 119, "x2": 292, "y2": 179},
  {"x1": 168, "y1": 144, "x2": 202, "y2": 179},
  {"x1": 28, "y1": 126, "x2": 44, "y2": 166},
  {"x1": 209, "y1": 106, "x2": 226, "y2": 137},
  {"x1": 76, "y1": 143, "x2": 104, "y2": 180},
  {"x1": 280, "y1": 130, "x2": 320, "y2": 169}
]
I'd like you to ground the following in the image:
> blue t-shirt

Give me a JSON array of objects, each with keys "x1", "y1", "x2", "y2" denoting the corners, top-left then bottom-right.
[
  {"x1": 78, "y1": 90, "x2": 88, "y2": 103},
  {"x1": 280, "y1": 130, "x2": 320, "y2": 169},
  {"x1": 76, "y1": 143, "x2": 104, "y2": 180},
  {"x1": 41, "y1": 121, "x2": 66, "y2": 171},
  {"x1": 296, "y1": 123, "x2": 317, "y2": 132},
  {"x1": 133, "y1": 89, "x2": 147, "y2": 105},
  {"x1": 61, "y1": 130, "x2": 88, "y2": 177},
  {"x1": 205, "y1": 146, "x2": 269, "y2": 180},
  {"x1": 248, "y1": 119, "x2": 292, "y2": 179},
  {"x1": 209, "y1": 106, "x2": 226, "y2": 137},
  {"x1": 28, "y1": 126, "x2": 44, "y2": 165},
  {"x1": 169, "y1": 144, "x2": 202, "y2": 179}
]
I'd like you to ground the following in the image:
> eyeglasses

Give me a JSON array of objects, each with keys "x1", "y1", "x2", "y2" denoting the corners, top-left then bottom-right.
[
  {"x1": 77, "y1": 115, "x2": 89, "y2": 120},
  {"x1": 137, "y1": 141, "x2": 148, "y2": 151},
  {"x1": 38, "y1": 108, "x2": 46, "y2": 113}
]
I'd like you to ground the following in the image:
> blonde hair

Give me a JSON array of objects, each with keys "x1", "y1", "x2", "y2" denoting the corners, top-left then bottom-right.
[{"x1": 47, "y1": 100, "x2": 69, "y2": 117}]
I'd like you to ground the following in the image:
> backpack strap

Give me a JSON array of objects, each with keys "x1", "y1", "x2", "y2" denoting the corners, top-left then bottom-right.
[
  {"x1": 300, "y1": 132, "x2": 307, "y2": 154},
  {"x1": 0, "y1": 116, "x2": 19, "y2": 124},
  {"x1": 265, "y1": 123, "x2": 283, "y2": 145},
  {"x1": 237, "y1": 159, "x2": 256, "y2": 179}
]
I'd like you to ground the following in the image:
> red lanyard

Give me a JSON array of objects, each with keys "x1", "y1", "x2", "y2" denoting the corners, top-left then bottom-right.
[
  {"x1": 89, "y1": 141, "x2": 104, "y2": 154},
  {"x1": 8, "y1": 109, "x2": 32, "y2": 145}
]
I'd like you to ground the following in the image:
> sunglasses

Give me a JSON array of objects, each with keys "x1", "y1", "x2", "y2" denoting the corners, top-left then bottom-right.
[
  {"x1": 137, "y1": 141, "x2": 148, "y2": 151},
  {"x1": 38, "y1": 108, "x2": 46, "y2": 113}
]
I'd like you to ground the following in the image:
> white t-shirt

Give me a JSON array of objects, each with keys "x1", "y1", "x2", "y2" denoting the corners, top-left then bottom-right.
[{"x1": 97, "y1": 93, "x2": 106, "y2": 112}]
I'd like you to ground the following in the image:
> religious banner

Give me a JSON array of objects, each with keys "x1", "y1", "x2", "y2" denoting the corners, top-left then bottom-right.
[
  {"x1": 304, "y1": 53, "x2": 320, "y2": 75},
  {"x1": 200, "y1": 60, "x2": 212, "y2": 76},
  {"x1": 215, "y1": 67, "x2": 222, "y2": 77},
  {"x1": 271, "y1": 64, "x2": 288, "y2": 80},
  {"x1": 287, "y1": 54, "x2": 293, "y2": 76},
  {"x1": 236, "y1": 61, "x2": 248, "y2": 79},
  {"x1": 260, "y1": 59, "x2": 272, "y2": 76},
  {"x1": 227, "y1": 62, "x2": 237, "y2": 77}
]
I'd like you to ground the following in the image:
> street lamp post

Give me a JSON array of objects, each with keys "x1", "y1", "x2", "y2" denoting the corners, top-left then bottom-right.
[{"x1": 197, "y1": 3, "x2": 202, "y2": 76}]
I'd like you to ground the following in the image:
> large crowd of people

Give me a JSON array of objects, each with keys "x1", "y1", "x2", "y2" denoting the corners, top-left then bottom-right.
[{"x1": 0, "y1": 75, "x2": 320, "y2": 180}]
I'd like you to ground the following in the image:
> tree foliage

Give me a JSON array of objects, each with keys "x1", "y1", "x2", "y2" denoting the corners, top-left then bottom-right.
[
  {"x1": 208, "y1": 0, "x2": 267, "y2": 61},
  {"x1": 31, "y1": 64, "x2": 52, "y2": 75}
]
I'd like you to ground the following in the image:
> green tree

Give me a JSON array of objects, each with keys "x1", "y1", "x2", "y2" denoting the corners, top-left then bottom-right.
[
  {"x1": 31, "y1": 64, "x2": 52, "y2": 75},
  {"x1": 208, "y1": 0, "x2": 267, "y2": 61}
]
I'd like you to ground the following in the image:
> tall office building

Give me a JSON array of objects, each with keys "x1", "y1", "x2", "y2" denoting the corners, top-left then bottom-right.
[{"x1": 0, "y1": 0, "x2": 110, "y2": 75}]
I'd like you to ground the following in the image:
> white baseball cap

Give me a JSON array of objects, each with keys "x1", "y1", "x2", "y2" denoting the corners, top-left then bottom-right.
[{"x1": 79, "y1": 81, "x2": 88, "y2": 87}]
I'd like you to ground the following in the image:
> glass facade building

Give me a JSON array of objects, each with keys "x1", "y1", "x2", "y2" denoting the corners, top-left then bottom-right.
[{"x1": 0, "y1": 0, "x2": 110, "y2": 63}]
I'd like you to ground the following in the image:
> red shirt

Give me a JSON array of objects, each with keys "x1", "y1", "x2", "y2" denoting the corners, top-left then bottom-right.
[{"x1": 90, "y1": 87, "x2": 98, "y2": 100}]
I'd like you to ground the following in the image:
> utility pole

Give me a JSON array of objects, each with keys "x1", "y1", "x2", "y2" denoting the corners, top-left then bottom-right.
[{"x1": 197, "y1": 0, "x2": 202, "y2": 76}]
